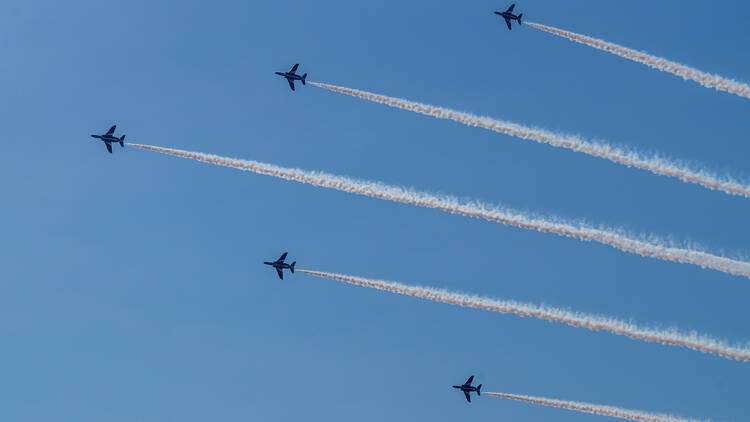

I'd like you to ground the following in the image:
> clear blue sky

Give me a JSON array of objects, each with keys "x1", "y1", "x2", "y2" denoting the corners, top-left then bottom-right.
[{"x1": 2, "y1": 0, "x2": 750, "y2": 420}]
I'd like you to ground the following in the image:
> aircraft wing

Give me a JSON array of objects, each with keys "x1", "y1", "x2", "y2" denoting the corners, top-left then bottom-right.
[
  {"x1": 288, "y1": 63, "x2": 299, "y2": 73},
  {"x1": 506, "y1": 3, "x2": 515, "y2": 12},
  {"x1": 465, "y1": 376, "x2": 474, "y2": 385},
  {"x1": 105, "y1": 141, "x2": 113, "y2": 154},
  {"x1": 277, "y1": 252, "x2": 288, "y2": 263},
  {"x1": 276, "y1": 267, "x2": 284, "y2": 280},
  {"x1": 106, "y1": 125, "x2": 116, "y2": 136},
  {"x1": 505, "y1": 18, "x2": 512, "y2": 30},
  {"x1": 464, "y1": 391, "x2": 471, "y2": 403},
  {"x1": 287, "y1": 79, "x2": 295, "y2": 91}
]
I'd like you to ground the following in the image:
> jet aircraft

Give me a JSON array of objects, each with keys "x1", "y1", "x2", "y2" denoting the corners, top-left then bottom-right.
[
  {"x1": 452, "y1": 375, "x2": 482, "y2": 403},
  {"x1": 264, "y1": 252, "x2": 296, "y2": 280},
  {"x1": 275, "y1": 63, "x2": 307, "y2": 91},
  {"x1": 494, "y1": 3, "x2": 523, "y2": 30},
  {"x1": 90, "y1": 125, "x2": 126, "y2": 154}
]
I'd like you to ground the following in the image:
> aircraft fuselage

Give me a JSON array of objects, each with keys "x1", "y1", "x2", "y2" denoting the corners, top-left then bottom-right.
[
  {"x1": 91, "y1": 134, "x2": 119, "y2": 143},
  {"x1": 452, "y1": 385, "x2": 478, "y2": 393},
  {"x1": 275, "y1": 71, "x2": 303, "y2": 81},
  {"x1": 264, "y1": 261, "x2": 292, "y2": 270},
  {"x1": 495, "y1": 11, "x2": 519, "y2": 21}
]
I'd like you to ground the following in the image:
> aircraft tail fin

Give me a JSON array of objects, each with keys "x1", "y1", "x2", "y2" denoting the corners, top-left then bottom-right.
[
  {"x1": 290, "y1": 262, "x2": 296, "y2": 273},
  {"x1": 119, "y1": 135, "x2": 126, "y2": 147},
  {"x1": 476, "y1": 384, "x2": 482, "y2": 396},
  {"x1": 301, "y1": 73, "x2": 307, "y2": 85},
  {"x1": 517, "y1": 13, "x2": 522, "y2": 24}
]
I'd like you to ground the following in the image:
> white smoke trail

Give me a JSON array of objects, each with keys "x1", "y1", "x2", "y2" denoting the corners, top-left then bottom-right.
[
  {"x1": 129, "y1": 143, "x2": 750, "y2": 279},
  {"x1": 485, "y1": 392, "x2": 705, "y2": 422},
  {"x1": 310, "y1": 81, "x2": 750, "y2": 199},
  {"x1": 298, "y1": 269, "x2": 750, "y2": 362},
  {"x1": 527, "y1": 22, "x2": 750, "y2": 100}
]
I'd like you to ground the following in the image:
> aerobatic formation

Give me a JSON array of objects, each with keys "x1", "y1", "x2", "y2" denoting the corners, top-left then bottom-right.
[{"x1": 85, "y1": 2, "x2": 749, "y2": 421}]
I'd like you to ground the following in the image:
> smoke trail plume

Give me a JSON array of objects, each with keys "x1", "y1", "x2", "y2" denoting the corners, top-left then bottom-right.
[
  {"x1": 310, "y1": 81, "x2": 750, "y2": 199},
  {"x1": 485, "y1": 392, "x2": 704, "y2": 422},
  {"x1": 129, "y1": 143, "x2": 750, "y2": 279},
  {"x1": 527, "y1": 22, "x2": 750, "y2": 100},
  {"x1": 298, "y1": 269, "x2": 750, "y2": 362}
]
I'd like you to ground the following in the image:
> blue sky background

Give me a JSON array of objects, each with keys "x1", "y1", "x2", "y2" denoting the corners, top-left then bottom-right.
[{"x1": 2, "y1": 0, "x2": 750, "y2": 420}]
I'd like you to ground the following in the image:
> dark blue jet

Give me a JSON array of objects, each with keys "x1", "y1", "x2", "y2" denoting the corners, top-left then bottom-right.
[
  {"x1": 494, "y1": 3, "x2": 523, "y2": 30},
  {"x1": 275, "y1": 63, "x2": 307, "y2": 91},
  {"x1": 90, "y1": 125, "x2": 125, "y2": 154},
  {"x1": 452, "y1": 376, "x2": 482, "y2": 403},
  {"x1": 264, "y1": 252, "x2": 296, "y2": 280}
]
